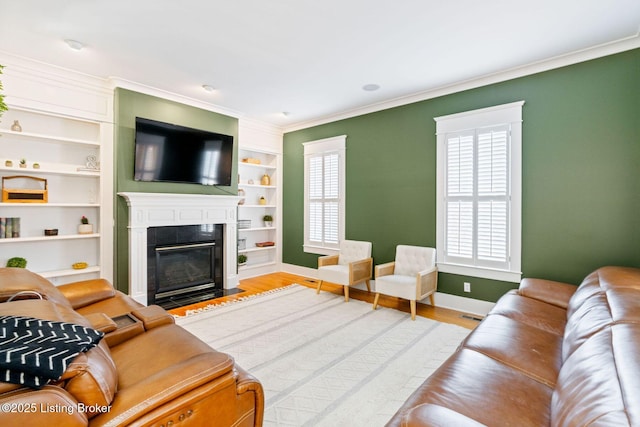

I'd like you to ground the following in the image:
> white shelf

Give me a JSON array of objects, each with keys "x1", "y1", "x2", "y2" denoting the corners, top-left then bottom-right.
[
  {"x1": 39, "y1": 265, "x2": 101, "y2": 279},
  {"x1": 239, "y1": 204, "x2": 276, "y2": 208},
  {"x1": 238, "y1": 161, "x2": 277, "y2": 171},
  {"x1": 0, "y1": 164, "x2": 100, "y2": 177},
  {"x1": 238, "y1": 227, "x2": 276, "y2": 232},
  {"x1": 238, "y1": 261, "x2": 277, "y2": 271},
  {"x1": 0, "y1": 129, "x2": 99, "y2": 147},
  {"x1": 238, "y1": 245, "x2": 276, "y2": 254},
  {"x1": 0, "y1": 202, "x2": 100, "y2": 208},
  {"x1": 0, "y1": 233, "x2": 100, "y2": 244},
  {"x1": 238, "y1": 183, "x2": 277, "y2": 189}
]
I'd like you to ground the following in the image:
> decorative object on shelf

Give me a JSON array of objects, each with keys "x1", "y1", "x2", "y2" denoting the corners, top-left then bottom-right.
[
  {"x1": 4, "y1": 160, "x2": 12, "y2": 167},
  {"x1": 261, "y1": 174, "x2": 271, "y2": 186},
  {"x1": 32, "y1": 162, "x2": 40, "y2": 169},
  {"x1": 78, "y1": 215, "x2": 93, "y2": 234},
  {"x1": 238, "y1": 238, "x2": 246, "y2": 250},
  {"x1": 72, "y1": 262, "x2": 88, "y2": 270},
  {"x1": 263, "y1": 215, "x2": 273, "y2": 227},
  {"x1": 11, "y1": 120, "x2": 22, "y2": 132},
  {"x1": 0, "y1": 217, "x2": 20, "y2": 238},
  {"x1": 77, "y1": 154, "x2": 100, "y2": 172},
  {"x1": 248, "y1": 179, "x2": 254, "y2": 185},
  {"x1": 242, "y1": 157, "x2": 261, "y2": 164},
  {"x1": 238, "y1": 254, "x2": 247, "y2": 266},
  {"x1": 259, "y1": 196, "x2": 267, "y2": 205},
  {"x1": 238, "y1": 219, "x2": 251, "y2": 229},
  {"x1": 2, "y1": 175, "x2": 48, "y2": 203},
  {"x1": 19, "y1": 158, "x2": 26, "y2": 168},
  {"x1": 6, "y1": 257, "x2": 27, "y2": 268},
  {"x1": 44, "y1": 228, "x2": 58, "y2": 236},
  {"x1": 0, "y1": 65, "x2": 7, "y2": 119},
  {"x1": 255, "y1": 241, "x2": 275, "y2": 247},
  {"x1": 237, "y1": 188, "x2": 245, "y2": 205}
]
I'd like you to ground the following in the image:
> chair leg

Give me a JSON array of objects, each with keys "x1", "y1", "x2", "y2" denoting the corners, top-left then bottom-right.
[
  {"x1": 365, "y1": 279, "x2": 371, "y2": 292},
  {"x1": 316, "y1": 280, "x2": 323, "y2": 294},
  {"x1": 429, "y1": 293, "x2": 435, "y2": 306},
  {"x1": 373, "y1": 293, "x2": 380, "y2": 310},
  {"x1": 344, "y1": 285, "x2": 349, "y2": 302},
  {"x1": 410, "y1": 300, "x2": 417, "y2": 320}
]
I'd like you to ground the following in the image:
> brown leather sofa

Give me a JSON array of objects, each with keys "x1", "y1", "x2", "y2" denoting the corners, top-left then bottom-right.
[
  {"x1": 0, "y1": 268, "x2": 264, "y2": 427},
  {"x1": 387, "y1": 266, "x2": 640, "y2": 426}
]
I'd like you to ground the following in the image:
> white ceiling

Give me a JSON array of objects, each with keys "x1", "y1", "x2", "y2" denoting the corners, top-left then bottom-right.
[{"x1": 0, "y1": 1, "x2": 638, "y2": 129}]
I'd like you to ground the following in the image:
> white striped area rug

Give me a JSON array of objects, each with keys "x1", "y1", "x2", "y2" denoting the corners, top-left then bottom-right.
[{"x1": 176, "y1": 284, "x2": 470, "y2": 427}]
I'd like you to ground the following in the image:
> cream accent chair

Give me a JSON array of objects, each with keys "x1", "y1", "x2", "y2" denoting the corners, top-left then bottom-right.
[
  {"x1": 373, "y1": 245, "x2": 437, "y2": 320},
  {"x1": 316, "y1": 240, "x2": 373, "y2": 302}
]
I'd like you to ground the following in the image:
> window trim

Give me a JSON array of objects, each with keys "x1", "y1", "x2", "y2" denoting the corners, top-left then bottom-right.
[
  {"x1": 303, "y1": 135, "x2": 346, "y2": 255},
  {"x1": 435, "y1": 101, "x2": 524, "y2": 283}
]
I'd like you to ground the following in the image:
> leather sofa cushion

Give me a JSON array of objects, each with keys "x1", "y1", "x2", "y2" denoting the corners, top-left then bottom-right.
[
  {"x1": 462, "y1": 314, "x2": 563, "y2": 387},
  {"x1": 392, "y1": 348, "x2": 554, "y2": 426},
  {"x1": 0, "y1": 268, "x2": 71, "y2": 307},
  {"x1": 551, "y1": 325, "x2": 640, "y2": 426},
  {"x1": 489, "y1": 291, "x2": 568, "y2": 336}
]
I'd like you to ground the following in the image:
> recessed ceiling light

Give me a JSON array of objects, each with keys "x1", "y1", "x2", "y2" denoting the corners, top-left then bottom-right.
[
  {"x1": 362, "y1": 83, "x2": 380, "y2": 92},
  {"x1": 64, "y1": 39, "x2": 84, "y2": 51},
  {"x1": 202, "y1": 84, "x2": 215, "y2": 92}
]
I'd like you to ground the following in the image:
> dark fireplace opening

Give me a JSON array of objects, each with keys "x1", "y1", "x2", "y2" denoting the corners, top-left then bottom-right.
[{"x1": 147, "y1": 224, "x2": 225, "y2": 308}]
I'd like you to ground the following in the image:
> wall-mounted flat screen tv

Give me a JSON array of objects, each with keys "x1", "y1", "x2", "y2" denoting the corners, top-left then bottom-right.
[{"x1": 134, "y1": 117, "x2": 234, "y2": 186}]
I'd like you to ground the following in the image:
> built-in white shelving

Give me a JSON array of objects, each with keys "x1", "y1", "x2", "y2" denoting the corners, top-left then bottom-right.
[
  {"x1": 0, "y1": 102, "x2": 111, "y2": 283},
  {"x1": 237, "y1": 147, "x2": 279, "y2": 274}
]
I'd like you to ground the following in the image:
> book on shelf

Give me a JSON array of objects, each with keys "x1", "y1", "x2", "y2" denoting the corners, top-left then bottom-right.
[{"x1": 0, "y1": 217, "x2": 20, "y2": 238}]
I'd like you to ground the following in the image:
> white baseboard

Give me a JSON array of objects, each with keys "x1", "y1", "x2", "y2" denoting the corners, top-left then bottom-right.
[{"x1": 281, "y1": 263, "x2": 494, "y2": 317}]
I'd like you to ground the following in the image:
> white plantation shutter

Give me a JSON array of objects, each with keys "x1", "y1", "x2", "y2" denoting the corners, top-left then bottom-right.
[
  {"x1": 304, "y1": 136, "x2": 346, "y2": 254},
  {"x1": 436, "y1": 102, "x2": 523, "y2": 283},
  {"x1": 477, "y1": 127, "x2": 509, "y2": 264}
]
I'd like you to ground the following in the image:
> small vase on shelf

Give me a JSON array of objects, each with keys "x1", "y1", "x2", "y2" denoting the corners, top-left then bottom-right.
[{"x1": 11, "y1": 120, "x2": 22, "y2": 132}]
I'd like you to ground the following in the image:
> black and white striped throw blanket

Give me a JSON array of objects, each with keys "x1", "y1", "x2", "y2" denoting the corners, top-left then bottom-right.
[{"x1": 0, "y1": 315, "x2": 104, "y2": 388}]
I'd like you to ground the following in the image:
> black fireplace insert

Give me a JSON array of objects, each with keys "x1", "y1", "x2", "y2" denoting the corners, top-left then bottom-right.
[{"x1": 147, "y1": 224, "x2": 223, "y2": 306}]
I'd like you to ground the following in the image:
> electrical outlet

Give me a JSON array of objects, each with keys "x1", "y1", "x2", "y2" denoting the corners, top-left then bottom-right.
[{"x1": 464, "y1": 282, "x2": 471, "y2": 293}]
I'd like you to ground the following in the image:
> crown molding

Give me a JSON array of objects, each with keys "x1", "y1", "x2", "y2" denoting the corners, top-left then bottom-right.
[
  {"x1": 283, "y1": 34, "x2": 640, "y2": 133},
  {"x1": 108, "y1": 77, "x2": 245, "y2": 119}
]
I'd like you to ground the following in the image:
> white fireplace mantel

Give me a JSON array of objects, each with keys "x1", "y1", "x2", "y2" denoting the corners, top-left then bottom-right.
[{"x1": 118, "y1": 192, "x2": 241, "y2": 305}]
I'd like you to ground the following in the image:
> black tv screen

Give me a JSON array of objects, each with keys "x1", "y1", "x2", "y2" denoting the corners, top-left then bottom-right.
[{"x1": 134, "y1": 117, "x2": 234, "y2": 186}]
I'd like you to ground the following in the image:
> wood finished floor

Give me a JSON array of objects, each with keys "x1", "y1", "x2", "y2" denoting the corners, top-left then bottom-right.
[{"x1": 169, "y1": 272, "x2": 481, "y2": 329}]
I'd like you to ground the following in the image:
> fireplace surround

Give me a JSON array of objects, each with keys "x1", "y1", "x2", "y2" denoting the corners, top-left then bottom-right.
[{"x1": 118, "y1": 192, "x2": 240, "y2": 306}]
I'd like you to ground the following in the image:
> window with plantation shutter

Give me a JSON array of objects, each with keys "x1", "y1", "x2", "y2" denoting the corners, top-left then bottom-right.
[
  {"x1": 303, "y1": 135, "x2": 346, "y2": 255},
  {"x1": 435, "y1": 102, "x2": 523, "y2": 283}
]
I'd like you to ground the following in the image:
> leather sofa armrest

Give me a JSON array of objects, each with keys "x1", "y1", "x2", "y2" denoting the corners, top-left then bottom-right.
[
  {"x1": 84, "y1": 312, "x2": 117, "y2": 333},
  {"x1": 518, "y1": 278, "x2": 577, "y2": 309},
  {"x1": 57, "y1": 279, "x2": 116, "y2": 309},
  {"x1": 132, "y1": 305, "x2": 175, "y2": 329}
]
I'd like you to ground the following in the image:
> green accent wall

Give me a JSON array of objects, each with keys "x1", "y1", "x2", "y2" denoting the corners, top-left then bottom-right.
[
  {"x1": 283, "y1": 48, "x2": 640, "y2": 303},
  {"x1": 113, "y1": 88, "x2": 238, "y2": 292}
]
